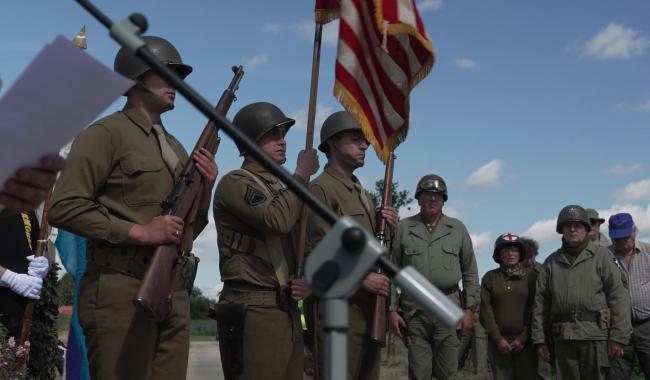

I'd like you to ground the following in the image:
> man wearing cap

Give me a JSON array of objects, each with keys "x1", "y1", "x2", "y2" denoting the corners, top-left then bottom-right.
[
  {"x1": 388, "y1": 174, "x2": 479, "y2": 380},
  {"x1": 531, "y1": 205, "x2": 631, "y2": 380},
  {"x1": 480, "y1": 233, "x2": 538, "y2": 380},
  {"x1": 213, "y1": 102, "x2": 318, "y2": 380},
  {"x1": 49, "y1": 36, "x2": 217, "y2": 379},
  {"x1": 607, "y1": 213, "x2": 650, "y2": 380},
  {"x1": 306, "y1": 110, "x2": 399, "y2": 379},
  {"x1": 587, "y1": 208, "x2": 611, "y2": 248}
]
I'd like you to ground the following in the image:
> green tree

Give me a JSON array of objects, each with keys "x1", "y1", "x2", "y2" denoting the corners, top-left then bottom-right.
[
  {"x1": 368, "y1": 180, "x2": 413, "y2": 213},
  {"x1": 56, "y1": 272, "x2": 75, "y2": 306},
  {"x1": 189, "y1": 287, "x2": 216, "y2": 319}
]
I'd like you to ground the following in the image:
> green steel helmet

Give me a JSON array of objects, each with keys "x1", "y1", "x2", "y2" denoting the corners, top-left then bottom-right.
[
  {"x1": 114, "y1": 36, "x2": 193, "y2": 80},
  {"x1": 415, "y1": 174, "x2": 448, "y2": 201},
  {"x1": 492, "y1": 233, "x2": 525, "y2": 263},
  {"x1": 318, "y1": 111, "x2": 364, "y2": 153},
  {"x1": 233, "y1": 102, "x2": 295, "y2": 155},
  {"x1": 556, "y1": 204, "x2": 591, "y2": 234}
]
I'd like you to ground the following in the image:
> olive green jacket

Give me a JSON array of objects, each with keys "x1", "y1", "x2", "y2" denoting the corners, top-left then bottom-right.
[
  {"x1": 390, "y1": 213, "x2": 480, "y2": 313},
  {"x1": 214, "y1": 161, "x2": 306, "y2": 289},
  {"x1": 531, "y1": 241, "x2": 631, "y2": 345},
  {"x1": 50, "y1": 108, "x2": 208, "y2": 253}
]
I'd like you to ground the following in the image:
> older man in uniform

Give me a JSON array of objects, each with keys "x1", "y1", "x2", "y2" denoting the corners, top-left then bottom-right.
[
  {"x1": 306, "y1": 111, "x2": 398, "y2": 379},
  {"x1": 213, "y1": 102, "x2": 318, "y2": 380},
  {"x1": 388, "y1": 174, "x2": 479, "y2": 380},
  {"x1": 49, "y1": 36, "x2": 217, "y2": 380},
  {"x1": 586, "y1": 208, "x2": 611, "y2": 248},
  {"x1": 532, "y1": 205, "x2": 631, "y2": 380},
  {"x1": 607, "y1": 213, "x2": 650, "y2": 379}
]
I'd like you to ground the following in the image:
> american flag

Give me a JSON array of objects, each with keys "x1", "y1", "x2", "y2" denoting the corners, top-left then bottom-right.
[{"x1": 333, "y1": 0, "x2": 434, "y2": 162}]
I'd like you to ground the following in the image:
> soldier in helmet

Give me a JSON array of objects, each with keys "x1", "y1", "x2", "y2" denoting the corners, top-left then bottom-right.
[
  {"x1": 213, "y1": 101, "x2": 319, "y2": 380},
  {"x1": 388, "y1": 174, "x2": 479, "y2": 380},
  {"x1": 49, "y1": 36, "x2": 218, "y2": 379},
  {"x1": 531, "y1": 205, "x2": 631, "y2": 380},
  {"x1": 586, "y1": 208, "x2": 611, "y2": 248},
  {"x1": 479, "y1": 233, "x2": 538, "y2": 380},
  {"x1": 305, "y1": 110, "x2": 399, "y2": 379}
]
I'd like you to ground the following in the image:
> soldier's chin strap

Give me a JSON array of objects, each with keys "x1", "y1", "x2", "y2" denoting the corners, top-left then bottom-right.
[{"x1": 306, "y1": 216, "x2": 464, "y2": 380}]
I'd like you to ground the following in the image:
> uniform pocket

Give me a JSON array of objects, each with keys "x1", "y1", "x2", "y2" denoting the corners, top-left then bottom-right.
[
  {"x1": 403, "y1": 247, "x2": 426, "y2": 268},
  {"x1": 120, "y1": 157, "x2": 167, "y2": 207},
  {"x1": 442, "y1": 243, "x2": 460, "y2": 270}
]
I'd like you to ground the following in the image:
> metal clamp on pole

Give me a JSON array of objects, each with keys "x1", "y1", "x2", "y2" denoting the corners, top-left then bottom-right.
[{"x1": 306, "y1": 217, "x2": 465, "y2": 380}]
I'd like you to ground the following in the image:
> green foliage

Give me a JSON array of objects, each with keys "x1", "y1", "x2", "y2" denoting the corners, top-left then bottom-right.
[
  {"x1": 368, "y1": 180, "x2": 414, "y2": 213},
  {"x1": 27, "y1": 262, "x2": 61, "y2": 380},
  {"x1": 56, "y1": 272, "x2": 75, "y2": 306},
  {"x1": 189, "y1": 287, "x2": 216, "y2": 319}
]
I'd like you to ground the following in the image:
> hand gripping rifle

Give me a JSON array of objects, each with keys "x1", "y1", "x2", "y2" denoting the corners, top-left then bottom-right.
[
  {"x1": 370, "y1": 153, "x2": 395, "y2": 344},
  {"x1": 134, "y1": 66, "x2": 244, "y2": 320}
]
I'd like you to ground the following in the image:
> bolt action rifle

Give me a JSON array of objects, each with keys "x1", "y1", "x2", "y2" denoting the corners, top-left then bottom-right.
[{"x1": 134, "y1": 66, "x2": 244, "y2": 320}]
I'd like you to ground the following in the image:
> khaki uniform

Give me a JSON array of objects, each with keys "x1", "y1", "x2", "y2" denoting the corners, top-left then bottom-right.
[
  {"x1": 531, "y1": 241, "x2": 632, "y2": 380},
  {"x1": 531, "y1": 261, "x2": 552, "y2": 380},
  {"x1": 214, "y1": 161, "x2": 304, "y2": 380},
  {"x1": 307, "y1": 164, "x2": 380, "y2": 380},
  {"x1": 595, "y1": 233, "x2": 612, "y2": 248},
  {"x1": 391, "y1": 213, "x2": 480, "y2": 380},
  {"x1": 49, "y1": 108, "x2": 208, "y2": 380}
]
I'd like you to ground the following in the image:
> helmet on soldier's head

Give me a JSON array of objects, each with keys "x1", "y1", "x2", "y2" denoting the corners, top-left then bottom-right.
[
  {"x1": 318, "y1": 111, "x2": 364, "y2": 153},
  {"x1": 556, "y1": 204, "x2": 591, "y2": 234},
  {"x1": 415, "y1": 174, "x2": 448, "y2": 201},
  {"x1": 233, "y1": 102, "x2": 295, "y2": 155},
  {"x1": 492, "y1": 233, "x2": 525, "y2": 263},
  {"x1": 114, "y1": 36, "x2": 192, "y2": 80}
]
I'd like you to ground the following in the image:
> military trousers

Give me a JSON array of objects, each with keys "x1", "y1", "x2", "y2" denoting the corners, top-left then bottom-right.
[
  {"x1": 536, "y1": 354, "x2": 553, "y2": 380},
  {"x1": 406, "y1": 310, "x2": 460, "y2": 380},
  {"x1": 553, "y1": 339, "x2": 609, "y2": 380},
  {"x1": 78, "y1": 263, "x2": 190, "y2": 380},
  {"x1": 239, "y1": 304, "x2": 303, "y2": 380},
  {"x1": 487, "y1": 341, "x2": 537, "y2": 380},
  {"x1": 608, "y1": 318, "x2": 650, "y2": 380}
]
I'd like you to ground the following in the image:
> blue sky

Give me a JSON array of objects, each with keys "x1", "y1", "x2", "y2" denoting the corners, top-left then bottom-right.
[{"x1": 2, "y1": 1, "x2": 649, "y2": 298}]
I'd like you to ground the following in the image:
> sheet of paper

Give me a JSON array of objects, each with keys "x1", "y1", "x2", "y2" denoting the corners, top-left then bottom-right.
[{"x1": 0, "y1": 34, "x2": 133, "y2": 185}]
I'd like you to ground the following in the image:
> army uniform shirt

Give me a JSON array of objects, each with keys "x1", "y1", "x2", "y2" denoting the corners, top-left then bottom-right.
[
  {"x1": 391, "y1": 213, "x2": 480, "y2": 313},
  {"x1": 531, "y1": 240, "x2": 631, "y2": 345}
]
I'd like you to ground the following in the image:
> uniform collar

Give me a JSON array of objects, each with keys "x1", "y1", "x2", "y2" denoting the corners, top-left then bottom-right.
[
  {"x1": 406, "y1": 212, "x2": 453, "y2": 242},
  {"x1": 323, "y1": 164, "x2": 360, "y2": 191},
  {"x1": 122, "y1": 106, "x2": 156, "y2": 135},
  {"x1": 242, "y1": 161, "x2": 279, "y2": 184},
  {"x1": 558, "y1": 240, "x2": 596, "y2": 266}
]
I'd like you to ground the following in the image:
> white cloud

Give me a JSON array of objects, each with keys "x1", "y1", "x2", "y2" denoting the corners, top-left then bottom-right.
[
  {"x1": 289, "y1": 103, "x2": 333, "y2": 131},
  {"x1": 243, "y1": 53, "x2": 268, "y2": 69},
  {"x1": 192, "y1": 213, "x2": 219, "y2": 261},
  {"x1": 262, "y1": 23, "x2": 281, "y2": 33},
  {"x1": 597, "y1": 203, "x2": 650, "y2": 236},
  {"x1": 470, "y1": 232, "x2": 491, "y2": 254},
  {"x1": 614, "y1": 178, "x2": 650, "y2": 202},
  {"x1": 606, "y1": 163, "x2": 642, "y2": 176},
  {"x1": 639, "y1": 98, "x2": 650, "y2": 112},
  {"x1": 522, "y1": 218, "x2": 557, "y2": 243},
  {"x1": 582, "y1": 23, "x2": 650, "y2": 60},
  {"x1": 418, "y1": 0, "x2": 443, "y2": 12},
  {"x1": 294, "y1": 19, "x2": 339, "y2": 46},
  {"x1": 454, "y1": 58, "x2": 478, "y2": 70},
  {"x1": 465, "y1": 159, "x2": 504, "y2": 189}
]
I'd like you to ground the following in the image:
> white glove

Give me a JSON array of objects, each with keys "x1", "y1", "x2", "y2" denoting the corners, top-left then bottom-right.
[
  {"x1": 27, "y1": 255, "x2": 50, "y2": 279},
  {"x1": 0, "y1": 269, "x2": 43, "y2": 299}
]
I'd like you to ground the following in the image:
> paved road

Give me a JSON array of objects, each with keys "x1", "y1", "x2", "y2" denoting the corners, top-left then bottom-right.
[{"x1": 187, "y1": 341, "x2": 224, "y2": 380}]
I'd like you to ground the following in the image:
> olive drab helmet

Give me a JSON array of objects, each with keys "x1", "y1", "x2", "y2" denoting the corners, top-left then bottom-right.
[
  {"x1": 556, "y1": 204, "x2": 591, "y2": 233},
  {"x1": 492, "y1": 233, "x2": 525, "y2": 263},
  {"x1": 232, "y1": 102, "x2": 295, "y2": 155},
  {"x1": 114, "y1": 36, "x2": 193, "y2": 80},
  {"x1": 318, "y1": 111, "x2": 364, "y2": 153},
  {"x1": 415, "y1": 174, "x2": 448, "y2": 201}
]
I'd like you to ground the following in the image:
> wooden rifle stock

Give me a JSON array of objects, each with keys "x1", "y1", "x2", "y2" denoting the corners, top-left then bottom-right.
[
  {"x1": 370, "y1": 154, "x2": 395, "y2": 344},
  {"x1": 134, "y1": 66, "x2": 244, "y2": 320}
]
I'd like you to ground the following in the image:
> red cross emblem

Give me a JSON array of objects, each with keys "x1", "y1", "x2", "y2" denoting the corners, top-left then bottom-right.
[{"x1": 502, "y1": 233, "x2": 517, "y2": 241}]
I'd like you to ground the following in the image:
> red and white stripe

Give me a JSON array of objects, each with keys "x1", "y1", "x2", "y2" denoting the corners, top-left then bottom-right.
[{"x1": 334, "y1": 0, "x2": 434, "y2": 162}]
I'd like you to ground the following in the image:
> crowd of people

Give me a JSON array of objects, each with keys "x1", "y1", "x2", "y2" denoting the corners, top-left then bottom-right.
[{"x1": 1, "y1": 33, "x2": 648, "y2": 380}]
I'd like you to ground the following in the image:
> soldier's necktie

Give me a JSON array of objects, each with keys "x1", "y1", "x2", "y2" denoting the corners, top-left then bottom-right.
[{"x1": 152, "y1": 124, "x2": 180, "y2": 175}]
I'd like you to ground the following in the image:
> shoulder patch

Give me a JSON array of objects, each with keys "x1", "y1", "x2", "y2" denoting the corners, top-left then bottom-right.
[{"x1": 245, "y1": 184, "x2": 267, "y2": 206}]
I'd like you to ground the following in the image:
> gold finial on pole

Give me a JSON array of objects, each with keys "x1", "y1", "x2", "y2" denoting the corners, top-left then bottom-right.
[{"x1": 72, "y1": 26, "x2": 87, "y2": 49}]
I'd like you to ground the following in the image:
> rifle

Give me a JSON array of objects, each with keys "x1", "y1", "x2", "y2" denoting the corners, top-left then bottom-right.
[
  {"x1": 134, "y1": 66, "x2": 244, "y2": 320},
  {"x1": 369, "y1": 153, "x2": 395, "y2": 344}
]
